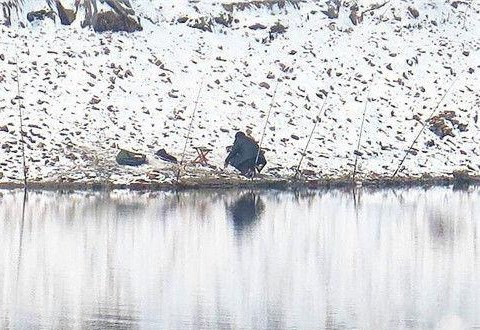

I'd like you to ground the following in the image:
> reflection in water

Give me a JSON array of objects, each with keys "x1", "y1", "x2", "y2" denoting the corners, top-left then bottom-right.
[
  {"x1": 0, "y1": 188, "x2": 479, "y2": 329},
  {"x1": 429, "y1": 211, "x2": 457, "y2": 245},
  {"x1": 16, "y1": 190, "x2": 27, "y2": 287},
  {"x1": 228, "y1": 192, "x2": 265, "y2": 234}
]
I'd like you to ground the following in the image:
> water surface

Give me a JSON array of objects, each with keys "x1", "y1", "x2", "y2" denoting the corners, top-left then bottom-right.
[{"x1": 0, "y1": 188, "x2": 479, "y2": 329}]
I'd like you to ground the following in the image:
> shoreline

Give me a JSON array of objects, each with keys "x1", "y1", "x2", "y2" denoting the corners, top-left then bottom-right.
[{"x1": 0, "y1": 173, "x2": 478, "y2": 191}]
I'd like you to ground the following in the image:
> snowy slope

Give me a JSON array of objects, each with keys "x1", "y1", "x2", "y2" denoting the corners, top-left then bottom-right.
[{"x1": 0, "y1": 0, "x2": 479, "y2": 185}]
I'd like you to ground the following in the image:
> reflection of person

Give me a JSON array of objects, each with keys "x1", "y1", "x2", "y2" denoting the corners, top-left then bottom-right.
[
  {"x1": 224, "y1": 132, "x2": 267, "y2": 177},
  {"x1": 229, "y1": 192, "x2": 265, "y2": 233}
]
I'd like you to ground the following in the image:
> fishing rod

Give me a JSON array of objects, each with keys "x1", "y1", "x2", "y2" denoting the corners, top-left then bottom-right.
[
  {"x1": 15, "y1": 60, "x2": 28, "y2": 190},
  {"x1": 176, "y1": 78, "x2": 204, "y2": 182},
  {"x1": 2, "y1": 40, "x2": 28, "y2": 190},
  {"x1": 253, "y1": 80, "x2": 280, "y2": 178},
  {"x1": 294, "y1": 94, "x2": 329, "y2": 179},
  {"x1": 343, "y1": 9, "x2": 385, "y2": 183},
  {"x1": 352, "y1": 86, "x2": 371, "y2": 183},
  {"x1": 391, "y1": 76, "x2": 459, "y2": 178}
]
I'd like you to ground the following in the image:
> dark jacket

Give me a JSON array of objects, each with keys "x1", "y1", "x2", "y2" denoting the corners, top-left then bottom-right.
[{"x1": 225, "y1": 132, "x2": 267, "y2": 172}]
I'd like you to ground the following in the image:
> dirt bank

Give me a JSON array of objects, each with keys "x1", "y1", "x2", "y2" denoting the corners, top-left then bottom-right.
[{"x1": 1, "y1": 173, "x2": 479, "y2": 192}]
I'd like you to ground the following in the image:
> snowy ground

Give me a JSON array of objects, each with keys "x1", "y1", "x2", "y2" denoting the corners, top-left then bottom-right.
[{"x1": 0, "y1": 0, "x2": 479, "y2": 186}]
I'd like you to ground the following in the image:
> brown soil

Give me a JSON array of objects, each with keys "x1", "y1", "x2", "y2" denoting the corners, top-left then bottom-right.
[{"x1": 1, "y1": 173, "x2": 479, "y2": 192}]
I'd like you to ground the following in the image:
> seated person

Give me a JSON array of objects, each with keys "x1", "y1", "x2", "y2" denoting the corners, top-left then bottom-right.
[{"x1": 225, "y1": 131, "x2": 267, "y2": 177}]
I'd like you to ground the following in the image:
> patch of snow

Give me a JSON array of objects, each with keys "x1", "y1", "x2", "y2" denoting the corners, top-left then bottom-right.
[{"x1": 0, "y1": 0, "x2": 479, "y2": 185}]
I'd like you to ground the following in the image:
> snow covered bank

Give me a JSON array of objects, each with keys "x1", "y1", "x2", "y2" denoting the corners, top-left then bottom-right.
[{"x1": 0, "y1": 0, "x2": 479, "y2": 187}]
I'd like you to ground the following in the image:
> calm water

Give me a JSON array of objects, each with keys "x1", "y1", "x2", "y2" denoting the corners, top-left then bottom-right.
[{"x1": 0, "y1": 188, "x2": 479, "y2": 329}]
